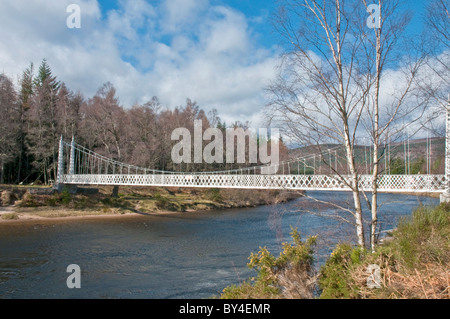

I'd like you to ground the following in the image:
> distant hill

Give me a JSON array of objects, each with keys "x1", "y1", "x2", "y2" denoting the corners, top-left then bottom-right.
[{"x1": 288, "y1": 137, "x2": 445, "y2": 175}]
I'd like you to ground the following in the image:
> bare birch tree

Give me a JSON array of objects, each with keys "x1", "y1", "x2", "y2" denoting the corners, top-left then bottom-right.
[
  {"x1": 266, "y1": 0, "x2": 368, "y2": 247},
  {"x1": 266, "y1": 0, "x2": 430, "y2": 249},
  {"x1": 424, "y1": 0, "x2": 449, "y2": 90},
  {"x1": 422, "y1": 0, "x2": 449, "y2": 135},
  {"x1": 357, "y1": 0, "x2": 430, "y2": 251}
]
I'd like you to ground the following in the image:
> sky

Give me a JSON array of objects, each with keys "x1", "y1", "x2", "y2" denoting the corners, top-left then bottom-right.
[{"x1": 0, "y1": 0, "x2": 436, "y2": 129}]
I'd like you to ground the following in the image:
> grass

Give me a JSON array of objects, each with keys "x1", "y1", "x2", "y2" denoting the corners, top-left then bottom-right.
[
  {"x1": 393, "y1": 203, "x2": 450, "y2": 268},
  {"x1": 1, "y1": 213, "x2": 19, "y2": 220},
  {"x1": 319, "y1": 202, "x2": 450, "y2": 299}
]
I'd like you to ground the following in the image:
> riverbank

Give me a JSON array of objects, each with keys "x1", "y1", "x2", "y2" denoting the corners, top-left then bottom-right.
[{"x1": 0, "y1": 185, "x2": 302, "y2": 223}]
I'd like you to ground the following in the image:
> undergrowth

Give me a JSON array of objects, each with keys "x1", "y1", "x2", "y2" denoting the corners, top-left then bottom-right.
[
  {"x1": 219, "y1": 203, "x2": 450, "y2": 299},
  {"x1": 220, "y1": 227, "x2": 317, "y2": 299}
]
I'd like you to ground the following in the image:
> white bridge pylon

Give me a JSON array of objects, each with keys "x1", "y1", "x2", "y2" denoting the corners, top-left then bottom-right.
[{"x1": 55, "y1": 137, "x2": 447, "y2": 194}]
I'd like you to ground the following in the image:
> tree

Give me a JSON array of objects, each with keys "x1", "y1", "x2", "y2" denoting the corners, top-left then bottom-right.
[
  {"x1": 127, "y1": 97, "x2": 162, "y2": 169},
  {"x1": 422, "y1": 0, "x2": 450, "y2": 136},
  {"x1": 56, "y1": 83, "x2": 82, "y2": 140},
  {"x1": 357, "y1": 0, "x2": 430, "y2": 251},
  {"x1": 0, "y1": 74, "x2": 19, "y2": 183},
  {"x1": 266, "y1": 0, "x2": 429, "y2": 249},
  {"x1": 425, "y1": 0, "x2": 449, "y2": 82},
  {"x1": 27, "y1": 59, "x2": 61, "y2": 184},
  {"x1": 267, "y1": 0, "x2": 369, "y2": 247},
  {"x1": 16, "y1": 63, "x2": 35, "y2": 184},
  {"x1": 79, "y1": 82, "x2": 127, "y2": 162}
]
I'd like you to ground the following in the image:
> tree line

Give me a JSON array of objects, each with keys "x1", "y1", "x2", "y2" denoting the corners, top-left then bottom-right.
[{"x1": 0, "y1": 59, "x2": 288, "y2": 185}]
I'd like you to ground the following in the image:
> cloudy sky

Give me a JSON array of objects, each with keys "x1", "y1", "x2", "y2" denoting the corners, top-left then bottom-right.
[{"x1": 0, "y1": 0, "x2": 436, "y2": 129}]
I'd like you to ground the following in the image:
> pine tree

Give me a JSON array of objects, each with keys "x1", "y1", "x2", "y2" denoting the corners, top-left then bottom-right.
[
  {"x1": 34, "y1": 59, "x2": 60, "y2": 91},
  {"x1": 0, "y1": 73, "x2": 20, "y2": 183},
  {"x1": 16, "y1": 63, "x2": 35, "y2": 183},
  {"x1": 27, "y1": 59, "x2": 61, "y2": 184}
]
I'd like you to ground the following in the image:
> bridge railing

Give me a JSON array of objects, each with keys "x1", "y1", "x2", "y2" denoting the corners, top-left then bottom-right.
[{"x1": 61, "y1": 173, "x2": 446, "y2": 193}]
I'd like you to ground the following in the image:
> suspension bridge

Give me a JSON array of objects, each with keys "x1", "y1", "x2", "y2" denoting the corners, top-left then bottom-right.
[{"x1": 55, "y1": 110, "x2": 450, "y2": 202}]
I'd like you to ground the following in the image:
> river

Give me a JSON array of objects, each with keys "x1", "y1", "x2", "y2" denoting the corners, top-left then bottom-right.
[{"x1": 0, "y1": 191, "x2": 439, "y2": 299}]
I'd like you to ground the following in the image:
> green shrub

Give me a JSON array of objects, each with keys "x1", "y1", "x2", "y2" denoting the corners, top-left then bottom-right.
[
  {"x1": 73, "y1": 196, "x2": 90, "y2": 209},
  {"x1": 101, "y1": 197, "x2": 131, "y2": 209},
  {"x1": 208, "y1": 188, "x2": 222, "y2": 202},
  {"x1": 221, "y1": 280, "x2": 280, "y2": 299},
  {"x1": 318, "y1": 244, "x2": 367, "y2": 299},
  {"x1": 221, "y1": 204, "x2": 449, "y2": 299},
  {"x1": 220, "y1": 227, "x2": 317, "y2": 299},
  {"x1": 45, "y1": 196, "x2": 59, "y2": 206},
  {"x1": 319, "y1": 204, "x2": 450, "y2": 299},
  {"x1": 60, "y1": 188, "x2": 72, "y2": 205},
  {"x1": 392, "y1": 203, "x2": 450, "y2": 268},
  {"x1": 18, "y1": 192, "x2": 40, "y2": 207},
  {"x1": 152, "y1": 194, "x2": 182, "y2": 211}
]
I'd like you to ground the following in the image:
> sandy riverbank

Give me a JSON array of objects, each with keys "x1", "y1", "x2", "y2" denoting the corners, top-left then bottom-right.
[
  {"x1": 0, "y1": 185, "x2": 302, "y2": 224},
  {"x1": 0, "y1": 205, "x2": 189, "y2": 224}
]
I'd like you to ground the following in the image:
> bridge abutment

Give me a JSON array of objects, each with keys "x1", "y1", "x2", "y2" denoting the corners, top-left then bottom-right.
[
  {"x1": 440, "y1": 192, "x2": 450, "y2": 203},
  {"x1": 54, "y1": 136, "x2": 65, "y2": 193},
  {"x1": 442, "y1": 100, "x2": 450, "y2": 204}
]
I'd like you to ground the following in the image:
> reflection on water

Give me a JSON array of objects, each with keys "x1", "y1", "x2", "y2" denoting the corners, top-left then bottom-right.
[{"x1": 0, "y1": 192, "x2": 439, "y2": 299}]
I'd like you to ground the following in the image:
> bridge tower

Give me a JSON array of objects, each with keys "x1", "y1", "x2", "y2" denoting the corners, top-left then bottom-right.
[
  {"x1": 54, "y1": 136, "x2": 77, "y2": 193},
  {"x1": 69, "y1": 136, "x2": 75, "y2": 175},
  {"x1": 441, "y1": 98, "x2": 450, "y2": 203},
  {"x1": 55, "y1": 136, "x2": 64, "y2": 192}
]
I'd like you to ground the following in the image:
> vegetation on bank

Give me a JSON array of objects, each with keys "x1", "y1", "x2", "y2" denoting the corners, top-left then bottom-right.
[
  {"x1": 0, "y1": 185, "x2": 301, "y2": 220},
  {"x1": 221, "y1": 227, "x2": 318, "y2": 299},
  {"x1": 220, "y1": 203, "x2": 450, "y2": 299}
]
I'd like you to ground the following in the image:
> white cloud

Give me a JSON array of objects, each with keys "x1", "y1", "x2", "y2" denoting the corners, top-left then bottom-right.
[
  {"x1": 162, "y1": 0, "x2": 209, "y2": 33},
  {"x1": 201, "y1": 6, "x2": 251, "y2": 57},
  {"x1": 106, "y1": 0, "x2": 155, "y2": 42}
]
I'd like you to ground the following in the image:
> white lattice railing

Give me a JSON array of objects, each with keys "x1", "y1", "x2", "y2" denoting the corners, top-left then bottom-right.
[{"x1": 62, "y1": 174, "x2": 446, "y2": 193}]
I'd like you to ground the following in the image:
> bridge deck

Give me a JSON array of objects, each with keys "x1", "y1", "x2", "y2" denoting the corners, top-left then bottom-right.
[{"x1": 62, "y1": 174, "x2": 446, "y2": 193}]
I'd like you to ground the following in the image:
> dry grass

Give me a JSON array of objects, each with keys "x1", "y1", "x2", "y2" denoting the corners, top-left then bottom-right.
[
  {"x1": 348, "y1": 203, "x2": 450, "y2": 299},
  {"x1": 276, "y1": 265, "x2": 318, "y2": 299},
  {"x1": 1, "y1": 212, "x2": 19, "y2": 220},
  {"x1": 383, "y1": 264, "x2": 450, "y2": 299},
  {"x1": 351, "y1": 255, "x2": 450, "y2": 299}
]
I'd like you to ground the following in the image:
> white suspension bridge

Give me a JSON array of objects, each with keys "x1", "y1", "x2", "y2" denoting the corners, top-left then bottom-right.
[{"x1": 55, "y1": 109, "x2": 450, "y2": 203}]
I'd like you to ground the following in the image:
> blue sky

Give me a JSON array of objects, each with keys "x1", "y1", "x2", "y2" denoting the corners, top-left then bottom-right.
[
  {"x1": 0, "y1": 0, "x2": 442, "y2": 128},
  {"x1": 97, "y1": 0, "x2": 279, "y2": 47},
  {"x1": 94, "y1": 0, "x2": 281, "y2": 73}
]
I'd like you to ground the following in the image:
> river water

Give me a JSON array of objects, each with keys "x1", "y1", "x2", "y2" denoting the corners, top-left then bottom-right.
[{"x1": 0, "y1": 191, "x2": 439, "y2": 299}]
